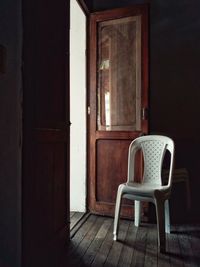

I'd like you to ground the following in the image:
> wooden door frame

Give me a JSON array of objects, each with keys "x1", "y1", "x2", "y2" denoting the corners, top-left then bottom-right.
[
  {"x1": 75, "y1": 0, "x2": 90, "y2": 214},
  {"x1": 76, "y1": 0, "x2": 90, "y2": 15},
  {"x1": 87, "y1": 4, "x2": 149, "y2": 218},
  {"x1": 75, "y1": 2, "x2": 149, "y2": 217}
]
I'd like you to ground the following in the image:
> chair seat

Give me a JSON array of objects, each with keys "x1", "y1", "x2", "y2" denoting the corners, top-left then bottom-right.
[{"x1": 124, "y1": 182, "x2": 169, "y2": 196}]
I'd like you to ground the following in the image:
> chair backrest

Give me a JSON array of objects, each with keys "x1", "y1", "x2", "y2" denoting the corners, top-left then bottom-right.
[{"x1": 127, "y1": 135, "x2": 174, "y2": 186}]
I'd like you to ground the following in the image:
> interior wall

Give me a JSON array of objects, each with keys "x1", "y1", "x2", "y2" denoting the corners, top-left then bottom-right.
[
  {"x1": 91, "y1": 0, "x2": 200, "y2": 221},
  {"x1": 70, "y1": 0, "x2": 86, "y2": 212},
  {"x1": 149, "y1": 0, "x2": 200, "y2": 221},
  {"x1": 0, "y1": 0, "x2": 22, "y2": 266}
]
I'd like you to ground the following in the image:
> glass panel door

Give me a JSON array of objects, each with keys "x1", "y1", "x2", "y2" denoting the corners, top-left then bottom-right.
[
  {"x1": 88, "y1": 5, "x2": 149, "y2": 217},
  {"x1": 97, "y1": 16, "x2": 142, "y2": 131}
]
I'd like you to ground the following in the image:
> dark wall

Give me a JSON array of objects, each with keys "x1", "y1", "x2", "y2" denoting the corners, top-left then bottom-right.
[
  {"x1": 84, "y1": 0, "x2": 93, "y2": 11},
  {"x1": 91, "y1": 0, "x2": 200, "y2": 221},
  {"x1": 150, "y1": 1, "x2": 200, "y2": 221},
  {"x1": 0, "y1": 0, "x2": 22, "y2": 266}
]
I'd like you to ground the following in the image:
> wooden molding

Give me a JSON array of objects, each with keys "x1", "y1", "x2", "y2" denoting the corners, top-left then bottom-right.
[{"x1": 76, "y1": 0, "x2": 90, "y2": 15}]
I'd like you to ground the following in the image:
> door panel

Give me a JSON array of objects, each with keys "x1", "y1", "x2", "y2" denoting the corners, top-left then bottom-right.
[
  {"x1": 22, "y1": 0, "x2": 70, "y2": 266},
  {"x1": 96, "y1": 140, "x2": 130, "y2": 203},
  {"x1": 88, "y1": 5, "x2": 149, "y2": 218}
]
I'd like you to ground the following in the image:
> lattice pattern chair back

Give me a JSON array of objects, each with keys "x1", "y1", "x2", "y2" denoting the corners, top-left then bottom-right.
[
  {"x1": 127, "y1": 135, "x2": 174, "y2": 187},
  {"x1": 142, "y1": 140, "x2": 166, "y2": 185}
]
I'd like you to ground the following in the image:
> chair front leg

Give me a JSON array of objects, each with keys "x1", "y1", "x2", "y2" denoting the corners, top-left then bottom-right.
[
  {"x1": 155, "y1": 196, "x2": 166, "y2": 253},
  {"x1": 113, "y1": 185, "x2": 124, "y2": 241}
]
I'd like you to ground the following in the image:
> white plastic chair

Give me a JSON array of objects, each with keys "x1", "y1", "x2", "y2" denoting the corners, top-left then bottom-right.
[{"x1": 113, "y1": 135, "x2": 175, "y2": 253}]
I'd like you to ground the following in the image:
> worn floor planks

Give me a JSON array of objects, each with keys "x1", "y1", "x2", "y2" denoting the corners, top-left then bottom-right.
[
  {"x1": 62, "y1": 213, "x2": 200, "y2": 267},
  {"x1": 70, "y1": 211, "x2": 86, "y2": 230}
]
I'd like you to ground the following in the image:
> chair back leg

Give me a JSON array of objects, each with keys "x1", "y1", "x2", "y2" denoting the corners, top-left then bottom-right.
[
  {"x1": 134, "y1": 200, "x2": 141, "y2": 227},
  {"x1": 164, "y1": 200, "x2": 170, "y2": 233},
  {"x1": 155, "y1": 197, "x2": 166, "y2": 253}
]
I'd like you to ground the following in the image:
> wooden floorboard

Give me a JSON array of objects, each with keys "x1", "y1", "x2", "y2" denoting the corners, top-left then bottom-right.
[
  {"x1": 144, "y1": 224, "x2": 158, "y2": 267},
  {"x1": 186, "y1": 224, "x2": 200, "y2": 267},
  {"x1": 176, "y1": 225, "x2": 199, "y2": 267},
  {"x1": 70, "y1": 211, "x2": 85, "y2": 230},
  {"x1": 82, "y1": 217, "x2": 112, "y2": 266},
  {"x1": 117, "y1": 221, "x2": 137, "y2": 267},
  {"x1": 104, "y1": 219, "x2": 130, "y2": 267},
  {"x1": 157, "y1": 232, "x2": 170, "y2": 267},
  {"x1": 131, "y1": 224, "x2": 147, "y2": 267},
  {"x1": 61, "y1": 213, "x2": 200, "y2": 267},
  {"x1": 91, "y1": 221, "x2": 113, "y2": 267}
]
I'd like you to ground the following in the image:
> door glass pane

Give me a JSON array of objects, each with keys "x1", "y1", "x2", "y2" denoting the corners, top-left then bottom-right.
[{"x1": 97, "y1": 16, "x2": 141, "y2": 131}]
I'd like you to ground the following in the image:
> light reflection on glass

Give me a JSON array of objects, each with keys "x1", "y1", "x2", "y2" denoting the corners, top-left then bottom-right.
[
  {"x1": 105, "y1": 92, "x2": 110, "y2": 126},
  {"x1": 99, "y1": 59, "x2": 110, "y2": 70}
]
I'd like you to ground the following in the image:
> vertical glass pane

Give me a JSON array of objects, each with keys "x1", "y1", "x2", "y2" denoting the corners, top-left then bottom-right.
[{"x1": 97, "y1": 16, "x2": 141, "y2": 131}]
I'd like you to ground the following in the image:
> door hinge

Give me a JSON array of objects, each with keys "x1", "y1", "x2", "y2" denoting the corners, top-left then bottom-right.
[{"x1": 87, "y1": 106, "x2": 91, "y2": 115}]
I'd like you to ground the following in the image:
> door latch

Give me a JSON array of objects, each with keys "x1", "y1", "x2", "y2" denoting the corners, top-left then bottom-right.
[{"x1": 142, "y1": 107, "x2": 148, "y2": 120}]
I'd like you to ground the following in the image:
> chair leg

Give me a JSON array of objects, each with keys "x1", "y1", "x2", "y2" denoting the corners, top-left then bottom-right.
[
  {"x1": 134, "y1": 200, "x2": 141, "y2": 227},
  {"x1": 113, "y1": 185, "x2": 124, "y2": 241},
  {"x1": 164, "y1": 200, "x2": 170, "y2": 234},
  {"x1": 155, "y1": 198, "x2": 166, "y2": 253}
]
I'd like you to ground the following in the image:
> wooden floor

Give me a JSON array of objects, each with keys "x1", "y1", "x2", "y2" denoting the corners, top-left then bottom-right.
[
  {"x1": 70, "y1": 211, "x2": 86, "y2": 230},
  {"x1": 63, "y1": 212, "x2": 200, "y2": 267}
]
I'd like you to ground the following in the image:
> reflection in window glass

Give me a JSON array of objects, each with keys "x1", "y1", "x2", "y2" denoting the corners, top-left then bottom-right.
[{"x1": 97, "y1": 16, "x2": 142, "y2": 131}]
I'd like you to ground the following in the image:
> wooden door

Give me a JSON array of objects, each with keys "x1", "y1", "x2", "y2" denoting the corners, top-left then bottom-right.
[
  {"x1": 88, "y1": 5, "x2": 149, "y2": 218},
  {"x1": 22, "y1": 1, "x2": 70, "y2": 266}
]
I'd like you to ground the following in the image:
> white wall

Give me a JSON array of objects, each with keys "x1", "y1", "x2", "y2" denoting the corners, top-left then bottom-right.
[{"x1": 70, "y1": 0, "x2": 86, "y2": 212}]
